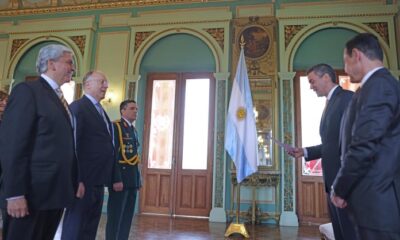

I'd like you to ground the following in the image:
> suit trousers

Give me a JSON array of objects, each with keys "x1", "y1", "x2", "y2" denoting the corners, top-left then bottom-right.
[
  {"x1": 61, "y1": 186, "x2": 104, "y2": 240},
  {"x1": 105, "y1": 187, "x2": 138, "y2": 240},
  {"x1": 326, "y1": 193, "x2": 356, "y2": 240},
  {"x1": 2, "y1": 208, "x2": 63, "y2": 240}
]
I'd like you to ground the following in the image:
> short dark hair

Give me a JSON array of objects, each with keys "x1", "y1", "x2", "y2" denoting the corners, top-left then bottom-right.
[
  {"x1": 0, "y1": 90, "x2": 8, "y2": 101},
  {"x1": 345, "y1": 33, "x2": 383, "y2": 61},
  {"x1": 120, "y1": 99, "x2": 136, "y2": 114},
  {"x1": 306, "y1": 63, "x2": 337, "y2": 84}
]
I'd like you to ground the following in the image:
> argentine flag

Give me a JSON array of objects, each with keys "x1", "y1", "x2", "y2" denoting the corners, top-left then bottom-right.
[{"x1": 224, "y1": 47, "x2": 258, "y2": 183}]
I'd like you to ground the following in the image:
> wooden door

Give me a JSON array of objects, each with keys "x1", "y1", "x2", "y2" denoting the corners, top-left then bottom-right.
[
  {"x1": 294, "y1": 71, "x2": 329, "y2": 224},
  {"x1": 140, "y1": 72, "x2": 214, "y2": 217},
  {"x1": 294, "y1": 71, "x2": 357, "y2": 224}
]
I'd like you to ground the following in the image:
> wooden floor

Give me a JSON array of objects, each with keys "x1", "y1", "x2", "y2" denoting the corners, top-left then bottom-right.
[{"x1": 96, "y1": 214, "x2": 321, "y2": 240}]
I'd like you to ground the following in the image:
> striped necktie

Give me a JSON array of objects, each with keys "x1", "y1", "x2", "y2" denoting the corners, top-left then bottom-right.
[{"x1": 55, "y1": 88, "x2": 72, "y2": 123}]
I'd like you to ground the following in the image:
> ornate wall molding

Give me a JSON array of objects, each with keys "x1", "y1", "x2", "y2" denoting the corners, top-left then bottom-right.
[
  {"x1": 277, "y1": 12, "x2": 394, "y2": 20},
  {"x1": 0, "y1": 0, "x2": 226, "y2": 16},
  {"x1": 232, "y1": 16, "x2": 276, "y2": 79},
  {"x1": 128, "y1": 81, "x2": 136, "y2": 100},
  {"x1": 280, "y1": 76, "x2": 294, "y2": 212},
  {"x1": 69, "y1": 35, "x2": 86, "y2": 56},
  {"x1": 10, "y1": 38, "x2": 29, "y2": 60},
  {"x1": 204, "y1": 28, "x2": 224, "y2": 51},
  {"x1": 214, "y1": 79, "x2": 226, "y2": 208},
  {"x1": 134, "y1": 31, "x2": 154, "y2": 52},
  {"x1": 284, "y1": 25, "x2": 307, "y2": 49},
  {"x1": 364, "y1": 22, "x2": 389, "y2": 46}
]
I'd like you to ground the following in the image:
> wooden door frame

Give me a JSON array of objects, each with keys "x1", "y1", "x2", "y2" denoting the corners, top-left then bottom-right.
[
  {"x1": 140, "y1": 72, "x2": 178, "y2": 214},
  {"x1": 140, "y1": 72, "x2": 214, "y2": 217},
  {"x1": 294, "y1": 71, "x2": 328, "y2": 224},
  {"x1": 174, "y1": 72, "x2": 215, "y2": 217}
]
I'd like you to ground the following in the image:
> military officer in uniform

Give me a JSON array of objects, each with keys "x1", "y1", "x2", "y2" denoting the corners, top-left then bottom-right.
[{"x1": 106, "y1": 99, "x2": 141, "y2": 240}]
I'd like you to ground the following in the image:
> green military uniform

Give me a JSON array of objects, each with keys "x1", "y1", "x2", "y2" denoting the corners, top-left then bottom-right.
[{"x1": 106, "y1": 118, "x2": 141, "y2": 240}]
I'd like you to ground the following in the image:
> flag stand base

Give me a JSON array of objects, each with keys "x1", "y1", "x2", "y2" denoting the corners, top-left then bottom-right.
[{"x1": 224, "y1": 223, "x2": 249, "y2": 238}]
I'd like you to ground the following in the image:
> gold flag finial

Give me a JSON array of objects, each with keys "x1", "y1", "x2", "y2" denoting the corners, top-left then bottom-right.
[{"x1": 240, "y1": 35, "x2": 246, "y2": 48}]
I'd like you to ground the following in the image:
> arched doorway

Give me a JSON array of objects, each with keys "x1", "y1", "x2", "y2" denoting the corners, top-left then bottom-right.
[
  {"x1": 293, "y1": 27, "x2": 357, "y2": 224},
  {"x1": 138, "y1": 33, "x2": 216, "y2": 217}
]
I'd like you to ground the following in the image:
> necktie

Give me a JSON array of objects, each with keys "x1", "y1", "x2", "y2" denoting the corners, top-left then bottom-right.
[
  {"x1": 55, "y1": 88, "x2": 72, "y2": 123},
  {"x1": 96, "y1": 102, "x2": 110, "y2": 134}
]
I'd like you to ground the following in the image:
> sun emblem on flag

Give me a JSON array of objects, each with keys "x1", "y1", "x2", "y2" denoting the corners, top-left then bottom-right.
[{"x1": 236, "y1": 107, "x2": 246, "y2": 120}]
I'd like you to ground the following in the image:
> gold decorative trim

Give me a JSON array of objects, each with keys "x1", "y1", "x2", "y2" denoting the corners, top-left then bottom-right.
[
  {"x1": 134, "y1": 31, "x2": 154, "y2": 52},
  {"x1": 364, "y1": 22, "x2": 389, "y2": 46},
  {"x1": 69, "y1": 35, "x2": 86, "y2": 56},
  {"x1": 277, "y1": 12, "x2": 394, "y2": 20},
  {"x1": 204, "y1": 28, "x2": 224, "y2": 51},
  {"x1": 10, "y1": 38, "x2": 29, "y2": 60},
  {"x1": 132, "y1": 19, "x2": 230, "y2": 27},
  {"x1": 8, "y1": 28, "x2": 93, "y2": 35},
  {"x1": 0, "y1": 0, "x2": 231, "y2": 16},
  {"x1": 284, "y1": 24, "x2": 307, "y2": 49}
]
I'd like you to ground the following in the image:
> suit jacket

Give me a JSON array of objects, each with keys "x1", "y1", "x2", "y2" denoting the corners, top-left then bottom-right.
[
  {"x1": 112, "y1": 119, "x2": 141, "y2": 189},
  {"x1": 0, "y1": 78, "x2": 77, "y2": 210},
  {"x1": 333, "y1": 68, "x2": 400, "y2": 232},
  {"x1": 306, "y1": 86, "x2": 353, "y2": 192},
  {"x1": 70, "y1": 95, "x2": 119, "y2": 187}
]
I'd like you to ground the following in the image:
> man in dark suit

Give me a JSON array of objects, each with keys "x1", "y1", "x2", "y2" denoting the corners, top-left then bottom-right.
[
  {"x1": 61, "y1": 70, "x2": 121, "y2": 240},
  {"x1": 0, "y1": 44, "x2": 79, "y2": 240},
  {"x1": 288, "y1": 64, "x2": 356, "y2": 240},
  {"x1": 331, "y1": 33, "x2": 400, "y2": 239},
  {"x1": 106, "y1": 99, "x2": 141, "y2": 240}
]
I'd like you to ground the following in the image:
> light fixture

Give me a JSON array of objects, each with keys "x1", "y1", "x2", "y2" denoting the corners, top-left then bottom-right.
[{"x1": 104, "y1": 90, "x2": 115, "y2": 104}]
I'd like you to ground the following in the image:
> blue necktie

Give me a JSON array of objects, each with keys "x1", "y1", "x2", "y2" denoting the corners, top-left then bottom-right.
[{"x1": 96, "y1": 102, "x2": 110, "y2": 134}]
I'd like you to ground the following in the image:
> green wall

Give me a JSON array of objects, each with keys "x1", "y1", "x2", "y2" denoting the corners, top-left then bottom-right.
[
  {"x1": 136, "y1": 33, "x2": 216, "y2": 144},
  {"x1": 293, "y1": 28, "x2": 358, "y2": 71},
  {"x1": 13, "y1": 41, "x2": 75, "y2": 85}
]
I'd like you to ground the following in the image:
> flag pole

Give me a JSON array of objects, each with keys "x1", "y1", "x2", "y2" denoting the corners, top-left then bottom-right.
[
  {"x1": 224, "y1": 36, "x2": 250, "y2": 238},
  {"x1": 225, "y1": 181, "x2": 250, "y2": 238}
]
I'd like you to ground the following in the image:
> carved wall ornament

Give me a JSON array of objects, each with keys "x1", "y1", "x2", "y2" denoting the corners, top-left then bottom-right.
[
  {"x1": 10, "y1": 38, "x2": 29, "y2": 60},
  {"x1": 364, "y1": 22, "x2": 389, "y2": 46},
  {"x1": 134, "y1": 31, "x2": 155, "y2": 52},
  {"x1": 284, "y1": 24, "x2": 307, "y2": 49},
  {"x1": 128, "y1": 81, "x2": 136, "y2": 100},
  {"x1": 69, "y1": 35, "x2": 86, "y2": 56},
  {"x1": 204, "y1": 28, "x2": 224, "y2": 51},
  {"x1": 232, "y1": 16, "x2": 277, "y2": 79}
]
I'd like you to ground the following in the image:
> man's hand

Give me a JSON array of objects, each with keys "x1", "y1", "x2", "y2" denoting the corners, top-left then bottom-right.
[
  {"x1": 330, "y1": 189, "x2": 347, "y2": 208},
  {"x1": 7, "y1": 197, "x2": 29, "y2": 218},
  {"x1": 76, "y1": 182, "x2": 85, "y2": 198},
  {"x1": 287, "y1": 147, "x2": 304, "y2": 158},
  {"x1": 113, "y1": 182, "x2": 123, "y2": 192}
]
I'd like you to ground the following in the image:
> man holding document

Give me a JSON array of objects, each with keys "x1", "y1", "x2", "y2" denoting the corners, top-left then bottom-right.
[{"x1": 286, "y1": 64, "x2": 355, "y2": 240}]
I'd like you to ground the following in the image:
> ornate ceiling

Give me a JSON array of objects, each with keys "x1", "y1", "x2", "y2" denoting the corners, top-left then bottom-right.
[{"x1": 0, "y1": 0, "x2": 226, "y2": 16}]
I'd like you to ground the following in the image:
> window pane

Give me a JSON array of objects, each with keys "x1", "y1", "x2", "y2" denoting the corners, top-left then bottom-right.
[
  {"x1": 182, "y1": 78, "x2": 210, "y2": 170},
  {"x1": 300, "y1": 76, "x2": 323, "y2": 176},
  {"x1": 148, "y1": 80, "x2": 176, "y2": 169},
  {"x1": 60, "y1": 80, "x2": 75, "y2": 104}
]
